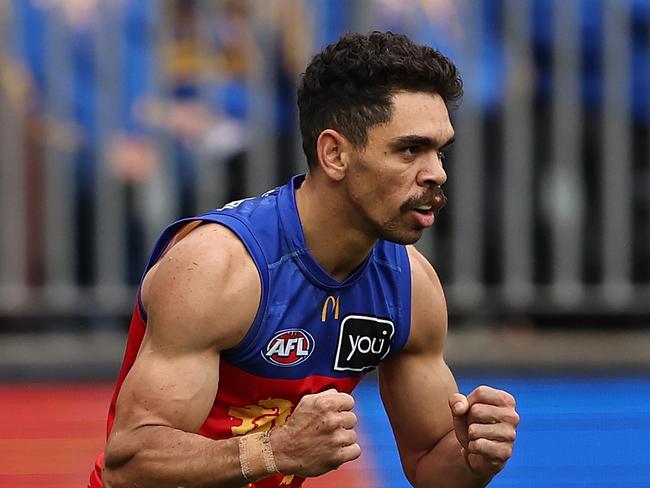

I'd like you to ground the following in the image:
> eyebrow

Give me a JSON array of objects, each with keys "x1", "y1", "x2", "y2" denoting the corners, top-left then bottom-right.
[
  {"x1": 440, "y1": 136, "x2": 455, "y2": 149},
  {"x1": 388, "y1": 134, "x2": 455, "y2": 150}
]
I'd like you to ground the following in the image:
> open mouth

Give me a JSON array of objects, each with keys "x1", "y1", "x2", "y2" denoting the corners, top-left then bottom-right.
[
  {"x1": 403, "y1": 187, "x2": 447, "y2": 216},
  {"x1": 413, "y1": 204, "x2": 434, "y2": 215}
]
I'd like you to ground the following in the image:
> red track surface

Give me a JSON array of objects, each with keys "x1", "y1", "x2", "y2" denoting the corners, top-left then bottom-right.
[{"x1": 0, "y1": 384, "x2": 374, "y2": 488}]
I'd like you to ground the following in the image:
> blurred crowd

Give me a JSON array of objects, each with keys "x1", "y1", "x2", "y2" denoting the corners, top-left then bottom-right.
[
  {"x1": 1, "y1": 0, "x2": 649, "y2": 291},
  {"x1": 1, "y1": 0, "x2": 319, "y2": 285}
]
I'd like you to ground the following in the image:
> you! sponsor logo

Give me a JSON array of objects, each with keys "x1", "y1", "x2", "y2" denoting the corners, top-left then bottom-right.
[
  {"x1": 333, "y1": 315, "x2": 394, "y2": 372},
  {"x1": 263, "y1": 329, "x2": 315, "y2": 367}
]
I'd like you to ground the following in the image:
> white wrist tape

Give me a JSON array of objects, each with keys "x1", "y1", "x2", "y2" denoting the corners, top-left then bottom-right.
[{"x1": 238, "y1": 431, "x2": 280, "y2": 482}]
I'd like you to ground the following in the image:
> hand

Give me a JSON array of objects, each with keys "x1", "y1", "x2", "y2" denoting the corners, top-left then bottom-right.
[
  {"x1": 449, "y1": 386, "x2": 519, "y2": 477},
  {"x1": 270, "y1": 389, "x2": 361, "y2": 477}
]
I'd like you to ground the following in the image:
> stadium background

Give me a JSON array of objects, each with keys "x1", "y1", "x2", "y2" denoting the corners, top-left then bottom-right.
[{"x1": 1, "y1": 0, "x2": 649, "y2": 486}]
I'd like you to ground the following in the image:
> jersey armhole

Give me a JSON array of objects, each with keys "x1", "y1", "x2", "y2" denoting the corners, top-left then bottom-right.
[
  {"x1": 136, "y1": 214, "x2": 270, "y2": 357},
  {"x1": 137, "y1": 219, "x2": 211, "y2": 322},
  {"x1": 197, "y1": 213, "x2": 270, "y2": 359},
  {"x1": 391, "y1": 244, "x2": 413, "y2": 355}
]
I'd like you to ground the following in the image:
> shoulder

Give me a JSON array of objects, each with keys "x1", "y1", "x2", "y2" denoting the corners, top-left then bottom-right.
[
  {"x1": 404, "y1": 245, "x2": 448, "y2": 355},
  {"x1": 141, "y1": 222, "x2": 261, "y2": 352}
]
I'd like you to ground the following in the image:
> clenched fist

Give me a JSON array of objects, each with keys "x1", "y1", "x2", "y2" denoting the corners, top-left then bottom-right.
[
  {"x1": 270, "y1": 389, "x2": 361, "y2": 477},
  {"x1": 449, "y1": 385, "x2": 519, "y2": 477}
]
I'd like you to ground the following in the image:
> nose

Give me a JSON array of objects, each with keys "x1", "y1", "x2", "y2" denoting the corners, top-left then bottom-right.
[{"x1": 417, "y1": 153, "x2": 447, "y2": 187}]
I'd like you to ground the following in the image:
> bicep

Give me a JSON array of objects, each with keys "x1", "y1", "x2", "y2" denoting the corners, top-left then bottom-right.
[
  {"x1": 379, "y1": 350, "x2": 458, "y2": 480},
  {"x1": 112, "y1": 332, "x2": 221, "y2": 436},
  {"x1": 110, "y1": 223, "x2": 259, "y2": 438}
]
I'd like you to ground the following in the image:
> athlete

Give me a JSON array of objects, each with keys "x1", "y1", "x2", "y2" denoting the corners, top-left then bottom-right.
[{"x1": 91, "y1": 32, "x2": 519, "y2": 488}]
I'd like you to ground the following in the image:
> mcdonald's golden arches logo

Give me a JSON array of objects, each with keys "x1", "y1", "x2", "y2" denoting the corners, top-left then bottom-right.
[{"x1": 321, "y1": 295, "x2": 340, "y2": 322}]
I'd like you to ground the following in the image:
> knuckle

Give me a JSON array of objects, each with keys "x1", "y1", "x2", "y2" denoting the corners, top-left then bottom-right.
[
  {"x1": 332, "y1": 427, "x2": 351, "y2": 443},
  {"x1": 333, "y1": 448, "x2": 348, "y2": 466},
  {"x1": 348, "y1": 411, "x2": 358, "y2": 427},
  {"x1": 467, "y1": 424, "x2": 479, "y2": 439},
  {"x1": 351, "y1": 443, "x2": 362, "y2": 459},
  {"x1": 504, "y1": 391, "x2": 516, "y2": 407},
  {"x1": 504, "y1": 410, "x2": 520, "y2": 427},
  {"x1": 323, "y1": 413, "x2": 338, "y2": 431},
  {"x1": 346, "y1": 429, "x2": 358, "y2": 445},
  {"x1": 468, "y1": 403, "x2": 480, "y2": 417},
  {"x1": 299, "y1": 394, "x2": 317, "y2": 409},
  {"x1": 302, "y1": 392, "x2": 318, "y2": 403},
  {"x1": 467, "y1": 439, "x2": 481, "y2": 454},
  {"x1": 341, "y1": 443, "x2": 362, "y2": 463},
  {"x1": 476, "y1": 438, "x2": 489, "y2": 452},
  {"x1": 469, "y1": 403, "x2": 486, "y2": 419},
  {"x1": 316, "y1": 396, "x2": 334, "y2": 412},
  {"x1": 344, "y1": 393, "x2": 355, "y2": 409},
  {"x1": 505, "y1": 444, "x2": 513, "y2": 459},
  {"x1": 332, "y1": 429, "x2": 347, "y2": 446},
  {"x1": 497, "y1": 444, "x2": 513, "y2": 462},
  {"x1": 298, "y1": 394, "x2": 322, "y2": 409}
]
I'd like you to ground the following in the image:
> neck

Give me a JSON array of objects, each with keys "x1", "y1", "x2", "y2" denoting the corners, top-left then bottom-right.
[{"x1": 295, "y1": 172, "x2": 376, "y2": 282}]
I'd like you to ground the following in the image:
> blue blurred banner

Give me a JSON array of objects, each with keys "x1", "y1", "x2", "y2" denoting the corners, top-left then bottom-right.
[{"x1": 355, "y1": 375, "x2": 650, "y2": 487}]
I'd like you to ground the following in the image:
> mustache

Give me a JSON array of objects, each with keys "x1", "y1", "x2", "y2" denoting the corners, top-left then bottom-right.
[{"x1": 400, "y1": 186, "x2": 447, "y2": 213}]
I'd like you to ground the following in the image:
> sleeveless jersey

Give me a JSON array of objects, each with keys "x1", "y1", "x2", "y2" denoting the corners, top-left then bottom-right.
[{"x1": 89, "y1": 174, "x2": 412, "y2": 488}]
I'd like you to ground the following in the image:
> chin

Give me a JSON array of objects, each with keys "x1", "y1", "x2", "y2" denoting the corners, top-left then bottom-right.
[{"x1": 378, "y1": 227, "x2": 424, "y2": 245}]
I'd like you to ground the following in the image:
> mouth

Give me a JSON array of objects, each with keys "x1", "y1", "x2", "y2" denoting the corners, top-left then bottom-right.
[
  {"x1": 406, "y1": 188, "x2": 447, "y2": 214},
  {"x1": 403, "y1": 188, "x2": 446, "y2": 227},
  {"x1": 412, "y1": 204, "x2": 434, "y2": 215},
  {"x1": 408, "y1": 207, "x2": 436, "y2": 228}
]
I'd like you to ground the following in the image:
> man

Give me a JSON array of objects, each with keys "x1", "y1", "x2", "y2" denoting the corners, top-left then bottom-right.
[{"x1": 91, "y1": 31, "x2": 519, "y2": 488}]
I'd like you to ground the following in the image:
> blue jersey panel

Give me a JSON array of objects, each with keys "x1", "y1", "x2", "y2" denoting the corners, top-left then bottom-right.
[{"x1": 143, "y1": 175, "x2": 412, "y2": 381}]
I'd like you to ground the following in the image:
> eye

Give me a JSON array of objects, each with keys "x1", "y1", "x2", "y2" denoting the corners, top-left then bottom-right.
[
  {"x1": 402, "y1": 146, "x2": 419, "y2": 156},
  {"x1": 437, "y1": 149, "x2": 447, "y2": 162}
]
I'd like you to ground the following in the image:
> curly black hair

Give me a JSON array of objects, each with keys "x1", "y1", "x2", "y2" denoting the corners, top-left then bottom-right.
[{"x1": 297, "y1": 31, "x2": 463, "y2": 168}]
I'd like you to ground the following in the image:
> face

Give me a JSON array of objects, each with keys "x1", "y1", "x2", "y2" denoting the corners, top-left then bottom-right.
[{"x1": 345, "y1": 91, "x2": 455, "y2": 244}]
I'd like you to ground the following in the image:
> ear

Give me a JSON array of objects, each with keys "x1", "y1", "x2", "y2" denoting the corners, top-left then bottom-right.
[{"x1": 315, "y1": 129, "x2": 352, "y2": 182}]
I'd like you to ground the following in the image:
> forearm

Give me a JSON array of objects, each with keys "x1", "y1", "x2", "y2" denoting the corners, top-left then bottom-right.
[
  {"x1": 413, "y1": 431, "x2": 492, "y2": 488},
  {"x1": 103, "y1": 426, "x2": 249, "y2": 488}
]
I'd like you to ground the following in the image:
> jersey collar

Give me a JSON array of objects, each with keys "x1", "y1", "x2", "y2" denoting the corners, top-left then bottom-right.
[{"x1": 278, "y1": 174, "x2": 374, "y2": 290}]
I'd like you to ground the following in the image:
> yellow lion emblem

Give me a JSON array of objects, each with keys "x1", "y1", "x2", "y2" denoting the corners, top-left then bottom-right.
[{"x1": 229, "y1": 398, "x2": 295, "y2": 485}]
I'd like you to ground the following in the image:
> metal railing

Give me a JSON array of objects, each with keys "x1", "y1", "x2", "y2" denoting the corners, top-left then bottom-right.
[{"x1": 0, "y1": 0, "x2": 648, "y2": 321}]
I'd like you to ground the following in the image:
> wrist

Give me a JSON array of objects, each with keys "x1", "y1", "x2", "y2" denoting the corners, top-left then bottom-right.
[
  {"x1": 238, "y1": 431, "x2": 281, "y2": 482},
  {"x1": 461, "y1": 448, "x2": 479, "y2": 476},
  {"x1": 461, "y1": 449, "x2": 494, "y2": 486},
  {"x1": 267, "y1": 426, "x2": 295, "y2": 475}
]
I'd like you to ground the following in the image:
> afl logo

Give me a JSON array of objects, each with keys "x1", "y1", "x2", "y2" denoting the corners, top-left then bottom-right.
[{"x1": 263, "y1": 329, "x2": 315, "y2": 367}]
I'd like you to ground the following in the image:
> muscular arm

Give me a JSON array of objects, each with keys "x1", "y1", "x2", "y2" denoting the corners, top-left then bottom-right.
[
  {"x1": 379, "y1": 247, "x2": 517, "y2": 487},
  {"x1": 102, "y1": 223, "x2": 362, "y2": 487},
  {"x1": 103, "y1": 224, "x2": 260, "y2": 488}
]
